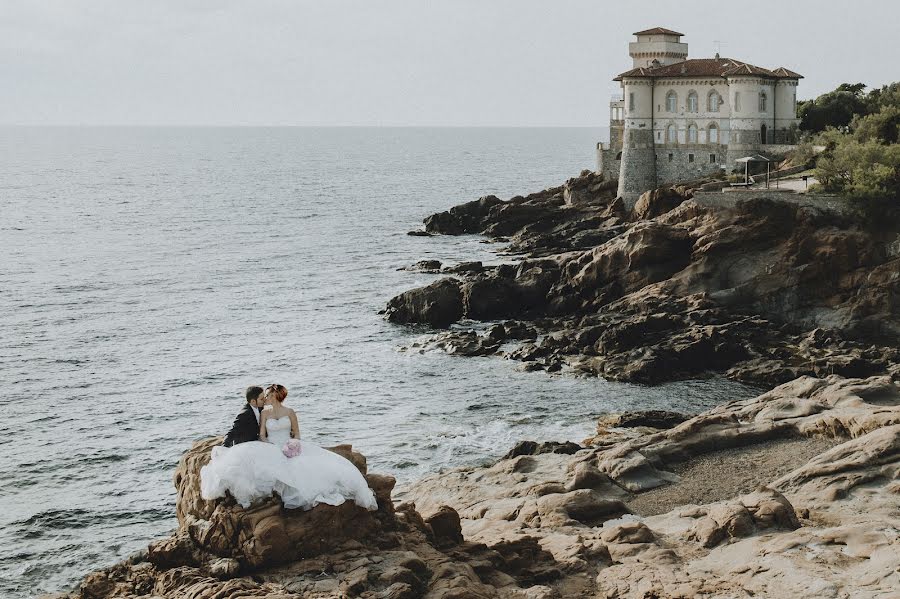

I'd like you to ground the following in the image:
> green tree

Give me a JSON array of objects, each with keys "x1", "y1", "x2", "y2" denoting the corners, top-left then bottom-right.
[
  {"x1": 852, "y1": 106, "x2": 900, "y2": 144},
  {"x1": 815, "y1": 137, "x2": 900, "y2": 200},
  {"x1": 799, "y1": 87, "x2": 868, "y2": 133}
]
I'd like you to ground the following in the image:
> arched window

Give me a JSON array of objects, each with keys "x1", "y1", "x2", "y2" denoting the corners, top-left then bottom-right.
[
  {"x1": 687, "y1": 124, "x2": 698, "y2": 143},
  {"x1": 687, "y1": 91, "x2": 698, "y2": 113},
  {"x1": 759, "y1": 91, "x2": 767, "y2": 112},
  {"x1": 666, "y1": 124, "x2": 676, "y2": 142},
  {"x1": 708, "y1": 123, "x2": 719, "y2": 144},
  {"x1": 615, "y1": 151, "x2": 622, "y2": 160},
  {"x1": 734, "y1": 92, "x2": 742, "y2": 112},
  {"x1": 666, "y1": 91, "x2": 677, "y2": 112},
  {"x1": 708, "y1": 90, "x2": 720, "y2": 112}
]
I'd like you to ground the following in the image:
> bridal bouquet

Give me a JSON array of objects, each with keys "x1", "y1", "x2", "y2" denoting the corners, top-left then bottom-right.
[{"x1": 282, "y1": 439, "x2": 302, "y2": 458}]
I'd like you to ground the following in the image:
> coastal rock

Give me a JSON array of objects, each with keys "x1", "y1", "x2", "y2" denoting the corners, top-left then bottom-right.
[
  {"x1": 597, "y1": 410, "x2": 689, "y2": 430},
  {"x1": 391, "y1": 185, "x2": 900, "y2": 385},
  {"x1": 403, "y1": 259, "x2": 442, "y2": 272},
  {"x1": 72, "y1": 375, "x2": 900, "y2": 598},
  {"x1": 629, "y1": 186, "x2": 690, "y2": 221},
  {"x1": 424, "y1": 194, "x2": 504, "y2": 235},
  {"x1": 72, "y1": 439, "x2": 572, "y2": 599},
  {"x1": 173, "y1": 439, "x2": 384, "y2": 568},
  {"x1": 403, "y1": 330, "x2": 502, "y2": 357},
  {"x1": 403, "y1": 375, "x2": 900, "y2": 598},
  {"x1": 384, "y1": 278, "x2": 464, "y2": 327}
]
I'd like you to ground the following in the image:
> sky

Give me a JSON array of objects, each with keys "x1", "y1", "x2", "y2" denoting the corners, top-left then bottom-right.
[{"x1": 2, "y1": 0, "x2": 897, "y2": 126}]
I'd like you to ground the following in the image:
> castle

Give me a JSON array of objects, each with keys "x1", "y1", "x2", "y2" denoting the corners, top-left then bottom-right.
[{"x1": 597, "y1": 27, "x2": 802, "y2": 201}]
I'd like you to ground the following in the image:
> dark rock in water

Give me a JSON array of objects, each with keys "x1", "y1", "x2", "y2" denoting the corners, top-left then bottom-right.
[
  {"x1": 503, "y1": 440, "x2": 583, "y2": 460},
  {"x1": 598, "y1": 410, "x2": 689, "y2": 430},
  {"x1": 423, "y1": 195, "x2": 503, "y2": 234},
  {"x1": 442, "y1": 260, "x2": 483, "y2": 275},
  {"x1": 403, "y1": 330, "x2": 501, "y2": 357},
  {"x1": 502, "y1": 320, "x2": 538, "y2": 340},
  {"x1": 401, "y1": 259, "x2": 442, "y2": 273},
  {"x1": 407, "y1": 230, "x2": 433, "y2": 237},
  {"x1": 384, "y1": 278, "x2": 463, "y2": 327},
  {"x1": 485, "y1": 323, "x2": 506, "y2": 342}
]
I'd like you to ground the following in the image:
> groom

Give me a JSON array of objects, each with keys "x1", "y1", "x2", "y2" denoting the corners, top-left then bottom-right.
[{"x1": 223, "y1": 386, "x2": 266, "y2": 447}]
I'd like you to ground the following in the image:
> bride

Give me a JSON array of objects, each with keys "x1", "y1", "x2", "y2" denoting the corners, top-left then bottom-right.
[{"x1": 200, "y1": 384, "x2": 377, "y2": 511}]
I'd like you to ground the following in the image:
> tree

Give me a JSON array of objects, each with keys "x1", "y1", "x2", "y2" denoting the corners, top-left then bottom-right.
[
  {"x1": 799, "y1": 87, "x2": 868, "y2": 133},
  {"x1": 852, "y1": 106, "x2": 900, "y2": 144},
  {"x1": 815, "y1": 137, "x2": 900, "y2": 201},
  {"x1": 836, "y1": 82, "x2": 866, "y2": 96}
]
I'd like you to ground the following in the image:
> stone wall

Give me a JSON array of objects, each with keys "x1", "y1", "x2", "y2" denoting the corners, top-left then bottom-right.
[
  {"x1": 655, "y1": 146, "x2": 726, "y2": 185},
  {"x1": 597, "y1": 147, "x2": 621, "y2": 180}
]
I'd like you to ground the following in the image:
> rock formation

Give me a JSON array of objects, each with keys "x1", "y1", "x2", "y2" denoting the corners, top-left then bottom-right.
[
  {"x1": 67, "y1": 439, "x2": 575, "y2": 599},
  {"x1": 402, "y1": 375, "x2": 900, "y2": 598},
  {"x1": 68, "y1": 375, "x2": 900, "y2": 598},
  {"x1": 386, "y1": 172, "x2": 900, "y2": 386}
]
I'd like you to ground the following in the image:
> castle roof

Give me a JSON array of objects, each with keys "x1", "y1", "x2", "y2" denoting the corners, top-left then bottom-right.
[
  {"x1": 615, "y1": 58, "x2": 803, "y2": 81},
  {"x1": 633, "y1": 27, "x2": 684, "y2": 36},
  {"x1": 772, "y1": 67, "x2": 804, "y2": 79}
]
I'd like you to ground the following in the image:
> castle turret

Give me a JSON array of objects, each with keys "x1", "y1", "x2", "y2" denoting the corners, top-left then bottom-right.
[
  {"x1": 616, "y1": 78, "x2": 657, "y2": 201},
  {"x1": 629, "y1": 27, "x2": 687, "y2": 68}
]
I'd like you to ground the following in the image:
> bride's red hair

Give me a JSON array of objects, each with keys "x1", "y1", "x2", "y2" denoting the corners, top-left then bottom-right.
[{"x1": 265, "y1": 384, "x2": 288, "y2": 403}]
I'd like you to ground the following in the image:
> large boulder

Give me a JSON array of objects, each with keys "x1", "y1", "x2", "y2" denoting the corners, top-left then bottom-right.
[
  {"x1": 630, "y1": 187, "x2": 690, "y2": 221},
  {"x1": 384, "y1": 278, "x2": 464, "y2": 327},
  {"x1": 172, "y1": 438, "x2": 391, "y2": 568},
  {"x1": 423, "y1": 195, "x2": 504, "y2": 234}
]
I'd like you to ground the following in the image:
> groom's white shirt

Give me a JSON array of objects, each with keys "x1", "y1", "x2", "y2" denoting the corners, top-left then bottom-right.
[{"x1": 252, "y1": 406, "x2": 261, "y2": 424}]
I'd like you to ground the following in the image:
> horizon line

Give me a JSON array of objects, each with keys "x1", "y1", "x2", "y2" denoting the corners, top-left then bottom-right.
[{"x1": 0, "y1": 123, "x2": 609, "y2": 129}]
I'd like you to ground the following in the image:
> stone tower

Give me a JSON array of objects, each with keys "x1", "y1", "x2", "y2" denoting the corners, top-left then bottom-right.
[
  {"x1": 629, "y1": 27, "x2": 687, "y2": 68},
  {"x1": 616, "y1": 79, "x2": 657, "y2": 199}
]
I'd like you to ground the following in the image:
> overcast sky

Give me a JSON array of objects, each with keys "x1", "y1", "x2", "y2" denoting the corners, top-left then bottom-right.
[{"x1": 3, "y1": 0, "x2": 897, "y2": 126}]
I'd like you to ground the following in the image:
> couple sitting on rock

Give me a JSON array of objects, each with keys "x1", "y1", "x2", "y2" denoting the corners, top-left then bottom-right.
[{"x1": 200, "y1": 384, "x2": 377, "y2": 511}]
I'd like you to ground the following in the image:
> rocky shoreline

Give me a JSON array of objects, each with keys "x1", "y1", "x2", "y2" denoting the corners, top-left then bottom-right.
[
  {"x1": 386, "y1": 171, "x2": 900, "y2": 386},
  {"x1": 61, "y1": 375, "x2": 900, "y2": 598},
  {"x1": 58, "y1": 174, "x2": 900, "y2": 598}
]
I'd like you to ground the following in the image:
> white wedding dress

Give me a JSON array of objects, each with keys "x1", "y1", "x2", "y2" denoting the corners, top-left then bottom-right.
[{"x1": 200, "y1": 416, "x2": 377, "y2": 511}]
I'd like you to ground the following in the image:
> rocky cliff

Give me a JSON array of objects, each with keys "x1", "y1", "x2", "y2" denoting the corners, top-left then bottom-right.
[
  {"x1": 388, "y1": 172, "x2": 900, "y2": 386},
  {"x1": 64, "y1": 375, "x2": 900, "y2": 599}
]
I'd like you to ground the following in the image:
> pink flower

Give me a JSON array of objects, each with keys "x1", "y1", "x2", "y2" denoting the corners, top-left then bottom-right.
[{"x1": 282, "y1": 439, "x2": 302, "y2": 458}]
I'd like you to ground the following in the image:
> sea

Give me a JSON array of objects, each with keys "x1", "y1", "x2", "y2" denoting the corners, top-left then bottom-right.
[{"x1": 0, "y1": 127, "x2": 761, "y2": 598}]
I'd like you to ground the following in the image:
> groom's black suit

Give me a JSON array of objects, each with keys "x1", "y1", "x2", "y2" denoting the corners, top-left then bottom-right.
[{"x1": 223, "y1": 404, "x2": 259, "y2": 447}]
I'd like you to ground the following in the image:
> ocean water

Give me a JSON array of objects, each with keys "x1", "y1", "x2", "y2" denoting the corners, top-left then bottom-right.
[{"x1": 0, "y1": 127, "x2": 761, "y2": 597}]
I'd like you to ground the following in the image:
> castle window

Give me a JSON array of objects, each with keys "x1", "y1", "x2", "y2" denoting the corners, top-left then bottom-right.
[
  {"x1": 687, "y1": 91, "x2": 698, "y2": 113},
  {"x1": 687, "y1": 124, "x2": 698, "y2": 143},
  {"x1": 759, "y1": 91, "x2": 767, "y2": 112},
  {"x1": 734, "y1": 92, "x2": 741, "y2": 112},
  {"x1": 657, "y1": 131, "x2": 661, "y2": 141},
  {"x1": 629, "y1": 92, "x2": 635, "y2": 111},
  {"x1": 668, "y1": 153, "x2": 674, "y2": 162},
  {"x1": 666, "y1": 91, "x2": 677, "y2": 112},
  {"x1": 615, "y1": 152, "x2": 622, "y2": 160},
  {"x1": 666, "y1": 124, "x2": 676, "y2": 143},
  {"x1": 709, "y1": 153, "x2": 717, "y2": 163},
  {"x1": 688, "y1": 153, "x2": 695, "y2": 163},
  {"x1": 708, "y1": 123, "x2": 719, "y2": 144},
  {"x1": 708, "y1": 91, "x2": 720, "y2": 112}
]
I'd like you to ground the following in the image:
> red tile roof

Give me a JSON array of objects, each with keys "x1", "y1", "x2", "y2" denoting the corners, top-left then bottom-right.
[
  {"x1": 614, "y1": 58, "x2": 802, "y2": 80},
  {"x1": 633, "y1": 27, "x2": 684, "y2": 36},
  {"x1": 772, "y1": 67, "x2": 804, "y2": 79}
]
